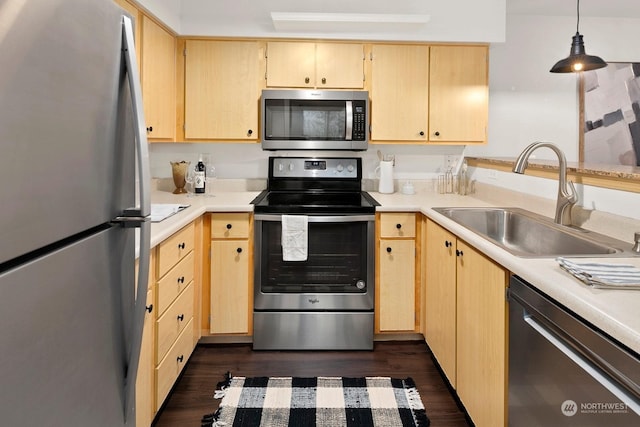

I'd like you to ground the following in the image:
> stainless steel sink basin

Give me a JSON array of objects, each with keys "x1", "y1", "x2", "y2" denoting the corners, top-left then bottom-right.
[{"x1": 432, "y1": 207, "x2": 633, "y2": 258}]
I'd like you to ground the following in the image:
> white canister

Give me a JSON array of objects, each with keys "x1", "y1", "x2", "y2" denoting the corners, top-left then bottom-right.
[{"x1": 375, "y1": 160, "x2": 395, "y2": 194}]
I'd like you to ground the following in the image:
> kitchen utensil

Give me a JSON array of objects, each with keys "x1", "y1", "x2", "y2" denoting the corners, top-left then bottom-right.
[{"x1": 375, "y1": 160, "x2": 395, "y2": 194}]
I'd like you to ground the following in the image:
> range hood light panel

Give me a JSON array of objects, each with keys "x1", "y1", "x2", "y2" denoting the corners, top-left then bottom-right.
[{"x1": 270, "y1": 12, "x2": 430, "y2": 33}]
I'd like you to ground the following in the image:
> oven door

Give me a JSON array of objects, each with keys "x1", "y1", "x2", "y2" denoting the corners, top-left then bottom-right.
[{"x1": 254, "y1": 214, "x2": 375, "y2": 311}]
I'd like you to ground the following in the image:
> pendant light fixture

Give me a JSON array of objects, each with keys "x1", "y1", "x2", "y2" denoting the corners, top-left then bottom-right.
[{"x1": 550, "y1": 0, "x2": 607, "y2": 73}]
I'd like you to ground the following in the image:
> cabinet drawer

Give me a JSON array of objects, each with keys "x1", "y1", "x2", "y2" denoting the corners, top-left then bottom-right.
[
  {"x1": 156, "y1": 282, "x2": 194, "y2": 364},
  {"x1": 211, "y1": 213, "x2": 250, "y2": 239},
  {"x1": 158, "y1": 222, "x2": 195, "y2": 277},
  {"x1": 155, "y1": 318, "x2": 194, "y2": 408},
  {"x1": 156, "y1": 251, "x2": 194, "y2": 316},
  {"x1": 379, "y1": 213, "x2": 416, "y2": 238}
]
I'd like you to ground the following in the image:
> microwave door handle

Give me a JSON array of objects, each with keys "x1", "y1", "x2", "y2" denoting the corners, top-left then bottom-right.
[{"x1": 345, "y1": 101, "x2": 353, "y2": 140}]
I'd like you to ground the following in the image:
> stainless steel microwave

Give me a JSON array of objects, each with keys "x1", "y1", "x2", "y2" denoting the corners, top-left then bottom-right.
[{"x1": 261, "y1": 89, "x2": 369, "y2": 151}]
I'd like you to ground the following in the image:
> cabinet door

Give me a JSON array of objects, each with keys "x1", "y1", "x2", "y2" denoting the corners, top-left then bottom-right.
[
  {"x1": 429, "y1": 46, "x2": 488, "y2": 143},
  {"x1": 266, "y1": 41, "x2": 316, "y2": 88},
  {"x1": 137, "y1": 288, "x2": 155, "y2": 424},
  {"x1": 424, "y1": 220, "x2": 458, "y2": 386},
  {"x1": 378, "y1": 239, "x2": 416, "y2": 332},
  {"x1": 456, "y1": 240, "x2": 507, "y2": 427},
  {"x1": 316, "y1": 43, "x2": 364, "y2": 89},
  {"x1": 134, "y1": 250, "x2": 155, "y2": 423},
  {"x1": 185, "y1": 40, "x2": 260, "y2": 139},
  {"x1": 141, "y1": 15, "x2": 176, "y2": 141},
  {"x1": 210, "y1": 240, "x2": 250, "y2": 334},
  {"x1": 370, "y1": 44, "x2": 429, "y2": 141}
]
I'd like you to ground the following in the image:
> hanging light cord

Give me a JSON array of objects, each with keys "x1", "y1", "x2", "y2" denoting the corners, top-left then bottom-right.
[{"x1": 576, "y1": 0, "x2": 580, "y2": 33}]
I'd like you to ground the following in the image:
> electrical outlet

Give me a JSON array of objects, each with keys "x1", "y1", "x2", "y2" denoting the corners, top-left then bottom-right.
[{"x1": 487, "y1": 169, "x2": 498, "y2": 180}]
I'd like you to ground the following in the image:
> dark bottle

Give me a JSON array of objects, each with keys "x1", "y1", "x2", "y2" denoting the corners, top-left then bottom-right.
[{"x1": 194, "y1": 155, "x2": 206, "y2": 194}]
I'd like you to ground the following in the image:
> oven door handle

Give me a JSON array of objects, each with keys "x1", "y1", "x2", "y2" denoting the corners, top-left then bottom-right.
[{"x1": 254, "y1": 214, "x2": 374, "y2": 223}]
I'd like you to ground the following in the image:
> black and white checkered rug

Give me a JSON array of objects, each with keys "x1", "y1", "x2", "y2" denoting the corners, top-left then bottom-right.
[{"x1": 202, "y1": 373, "x2": 430, "y2": 426}]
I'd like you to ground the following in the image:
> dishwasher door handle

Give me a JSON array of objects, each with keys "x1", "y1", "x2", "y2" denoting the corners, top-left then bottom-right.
[{"x1": 524, "y1": 314, "x2": 640, "y2": 416}]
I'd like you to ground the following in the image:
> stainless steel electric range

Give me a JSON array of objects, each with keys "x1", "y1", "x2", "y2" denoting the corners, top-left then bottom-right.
[{"x1": 251, "y1": 157, "x2": 379, "y2": 350}]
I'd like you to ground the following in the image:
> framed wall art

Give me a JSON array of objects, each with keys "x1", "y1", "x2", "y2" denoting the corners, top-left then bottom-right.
[{"x1": 580, "y1": 62, "x2": 640, "y2": 166}]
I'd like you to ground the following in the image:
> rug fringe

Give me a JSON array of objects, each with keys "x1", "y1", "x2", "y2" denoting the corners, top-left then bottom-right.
[
  {"x1": 202, "y1": 372, "x2": 234, "y2": 426},
  {"x1": 213, "y1": 371, "x2": 233, "y2": 399},
  {"x1": 201, "y1": 407, "x2": 225, "y2": 426},
  {"x1": 216, "y1": 371, "x2": 233, "y2": 390},
  {"x1": 405, "y1": 377, "x2": 431, "y2": 427}
]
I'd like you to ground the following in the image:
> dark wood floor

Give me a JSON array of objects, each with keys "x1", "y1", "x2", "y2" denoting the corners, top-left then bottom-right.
[{"x1": 153, "y1": 341, "x2": 471, "y2": 426}]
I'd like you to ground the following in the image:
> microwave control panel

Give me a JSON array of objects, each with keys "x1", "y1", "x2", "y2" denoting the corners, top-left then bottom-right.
[{"x1": 352, "y1": 100, "x2": 367, "y2": 141}]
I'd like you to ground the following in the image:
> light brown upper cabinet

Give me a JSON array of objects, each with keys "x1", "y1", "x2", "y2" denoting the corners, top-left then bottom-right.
[
  {"x1": 370, "y1": 44, "x2": 430, "y2": 142},
  {"x1": 429, "y1": 45, "x2": 488, "y2": 143},
  {"x1": 370, "y1": 44, "x2": 488, "y2": 145},
  {"x1": 266, "y1": 41, "x2": 365, "y2": 89},
  {"x1": 141, "y1": 15, "x2": 176, "y2": 141},
  {"x1": 184, "y1": 40, "x2": 262, "y2": 140}
]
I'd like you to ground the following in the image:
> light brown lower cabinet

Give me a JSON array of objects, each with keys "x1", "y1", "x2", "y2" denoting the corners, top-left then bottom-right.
[
  {"x1": 424, "y1": 218, "x2": 508, "y2": 427},
  {"x1": 376, "y1": 212, "x2": 418, "y2": 332},
  {"x1": 210, "y1": 213, "x2": 252, "y2": 335},
  {"x1": 424, "y1": 220, "x2": 457, "y2": 385},
  {"x1": 152, "y1": 222, "x2": 198, "y2": 417},
  {"x1": 135, "y1": 250, "x2": 155, "y2": 427}
]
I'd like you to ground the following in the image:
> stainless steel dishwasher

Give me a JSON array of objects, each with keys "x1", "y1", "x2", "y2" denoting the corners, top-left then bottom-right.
[{"x1": 508, "y1": 275, "x2": 640, "y2": 426}]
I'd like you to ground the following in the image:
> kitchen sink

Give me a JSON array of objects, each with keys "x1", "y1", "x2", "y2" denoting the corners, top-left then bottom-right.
[{"x1": 432, "y1": 207, "x2": 634, "y2": 258}]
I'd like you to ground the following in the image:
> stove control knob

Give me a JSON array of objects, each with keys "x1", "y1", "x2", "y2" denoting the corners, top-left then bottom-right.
[
  {"x1": 347, "y1": 164, "x2": 355, "y2": 173},
  {"x1": 355, "y1": 280, "x2": 366, "y2": 290},
  {"x1": 277, "y1": 162, "x2": 284, "y2": 172},
  {"x1": 288, "y1": 163, "x2": 295, "y2": 172},
  {"x1": 336, "y1": 164, "x2": 344, "y2": 172}
]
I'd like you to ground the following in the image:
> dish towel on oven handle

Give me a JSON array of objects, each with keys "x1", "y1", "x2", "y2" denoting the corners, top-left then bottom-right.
[
  {"x1": 556, "y1": 257, "x2": 640, "y2": 290},
  {"x1": 281, "y1": 215, "x2": 308, "y2": 261}
]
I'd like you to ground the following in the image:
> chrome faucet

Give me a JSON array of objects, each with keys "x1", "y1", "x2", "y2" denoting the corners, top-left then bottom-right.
[{"x1": 512, "y1": 142, "x2": 578, "y2": 226}]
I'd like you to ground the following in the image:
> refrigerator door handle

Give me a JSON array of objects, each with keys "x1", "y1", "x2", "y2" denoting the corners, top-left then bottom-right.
[{"x1": 121, "y1": 14, "x2": 152, "y2": 421}]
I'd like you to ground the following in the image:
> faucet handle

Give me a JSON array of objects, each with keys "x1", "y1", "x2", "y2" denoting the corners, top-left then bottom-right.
[
  {"x1": 633, "y1": 232, "x2": 640, "y2": 253},
  {"x1": 567, "y1": 180, "x2": 578, "y2": 202}
]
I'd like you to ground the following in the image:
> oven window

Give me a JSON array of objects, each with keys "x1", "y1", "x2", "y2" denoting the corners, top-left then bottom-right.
[
  {"x1": 264, "y1": 99, "x2": 346, "y2": 140},
  {"x1": 260, "y1": 220, "x2": 368, "y2": 293}
]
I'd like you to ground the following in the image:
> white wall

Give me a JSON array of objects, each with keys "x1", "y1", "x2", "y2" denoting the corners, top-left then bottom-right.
[
  {"x1": 149, "y1": 143, "x2": 464, "y2": 181},
  {"x1": 464, "y1": 13, "x2": 640, "y2": 220},
  {"x1": 467, "y1": 14, "x2": 640, "y2": 162}
]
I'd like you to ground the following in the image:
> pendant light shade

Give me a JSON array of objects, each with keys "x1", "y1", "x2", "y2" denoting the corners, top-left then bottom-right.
[{"x1": 550, "y1": 0, "x2": 606, "y2": 73}]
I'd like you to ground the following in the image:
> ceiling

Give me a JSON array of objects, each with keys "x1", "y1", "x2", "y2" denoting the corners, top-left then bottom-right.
[
  {"x1": 508, "y1": 0, "x2": 640, "y2": 19},
  {"x1": 138, "y1": 0, "x2": 640, "y2": 40}
]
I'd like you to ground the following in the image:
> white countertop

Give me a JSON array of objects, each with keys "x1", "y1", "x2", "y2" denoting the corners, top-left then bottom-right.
[
  {"x1": 145, "y1": 187, "x2": 640, "y2": 355},
  {"x1": 148, "y1": 190, "x2": 260, "y2": 249}
]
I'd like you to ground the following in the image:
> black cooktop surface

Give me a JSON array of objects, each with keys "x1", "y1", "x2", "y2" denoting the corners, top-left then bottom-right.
[{"x1": 251, "y1": 190, "x2": 379, "y2": 214}]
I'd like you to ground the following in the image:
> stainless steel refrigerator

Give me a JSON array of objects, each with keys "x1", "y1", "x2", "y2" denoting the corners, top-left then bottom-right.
[{"x1": 0, "y1": 0, "x2": 151, "y2": 425}]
